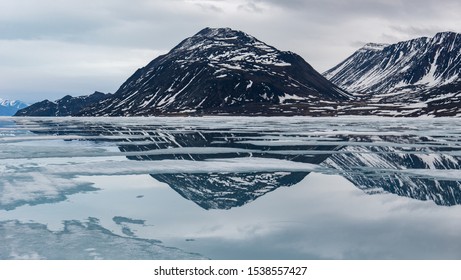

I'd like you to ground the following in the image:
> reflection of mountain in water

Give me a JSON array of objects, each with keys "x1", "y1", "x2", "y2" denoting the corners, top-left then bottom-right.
[
  {"x1": 154, "y1": 172, "x2": 308, "y2": 210},
  {"x1": 117, "y1": 130, "x2": 335, "y2": 209},
  {"x1": 112, "y1": 126, "x2": 461, "y2": 207},
  {"x1": 20, "y1": 119, "x2": 461, "y2": 208},
  {"x1": 323, "y1": 136, "x2": 461, "y2": 206}
]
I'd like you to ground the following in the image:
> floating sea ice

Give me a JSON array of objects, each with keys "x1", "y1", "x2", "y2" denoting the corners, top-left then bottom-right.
[
  {"x1": 0, "y1": 219, "x2": 206, "y2": 260},
  {"x1": 0, "y1": 171, "x2": 97, "y2": 210}
]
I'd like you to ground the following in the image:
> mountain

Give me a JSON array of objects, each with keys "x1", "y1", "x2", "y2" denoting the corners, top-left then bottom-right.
[
  {"x1": 324, "y1": 32, "x2": 461, "y2": 116},
  {"x1": 17, "y1": 29, "x2": 461, "y2": 117},
  {"x1": 15, "y1": 91, "x2": 111, "y2": 116},
  {"x1": 0, "y1": 98, "x2": 28, "y2": 116},
  {"x1": 78, "y1": 27, "x2": 351, "y2": 116},
  {"x1": 24, "y1": 27, "x2": 348, "y2": 117}
]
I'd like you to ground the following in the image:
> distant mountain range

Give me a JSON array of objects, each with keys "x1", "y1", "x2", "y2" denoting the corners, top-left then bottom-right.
[
  {"x1": 15, "y1": 92, "x2": 111, "y2": 117},
  {"x1": 0, "y1": 98, "x2": 28, "y2": 116},
  {"x1": 15, "y1": 29, "x2": 461, "y2": 117}
]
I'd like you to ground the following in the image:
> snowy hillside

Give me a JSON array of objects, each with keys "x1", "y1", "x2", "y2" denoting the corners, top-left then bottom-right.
[
  {"x1": 324, "y1": 32, "x2": 461, "y2": 95},
  {"x1": 324, "y1": 32, "x2": 461, "y2": 117}
]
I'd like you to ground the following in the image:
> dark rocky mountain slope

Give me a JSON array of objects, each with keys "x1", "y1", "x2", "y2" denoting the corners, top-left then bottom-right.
[{"x1": 324, "y1": 32, "x2": 461, "y2": 117}]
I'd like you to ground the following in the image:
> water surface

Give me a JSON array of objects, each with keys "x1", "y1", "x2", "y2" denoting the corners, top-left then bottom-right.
[{"x1": 1, "y1": 116, "x2": 461, "y2": 259}]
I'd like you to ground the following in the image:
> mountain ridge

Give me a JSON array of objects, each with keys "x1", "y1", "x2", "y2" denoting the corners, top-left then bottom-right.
[{"x1": 15, "y1": 92, "x2": 111, "y2": 116}]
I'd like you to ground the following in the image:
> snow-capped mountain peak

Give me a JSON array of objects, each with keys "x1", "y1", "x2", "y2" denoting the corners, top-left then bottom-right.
[
  {"x1": 177, "y1": 27, "x2": 258, "y2": 47},
  {"x1": 167, "y1": 27, "x2": 292, "y2": 74},
  {"x1": 360, "y1": 43, "x2": 389, "y2": 52},
  {"x1": 0, "y1": 98, "x2": 28, "y2": 116},
  {"x1": 1, "y1": 98, "x2": 25, "y2": 108}
]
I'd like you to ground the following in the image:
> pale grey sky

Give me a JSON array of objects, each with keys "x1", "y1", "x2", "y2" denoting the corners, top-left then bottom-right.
[{"x1": 1, "y1": 0, "x2": 460, "y2": 102}]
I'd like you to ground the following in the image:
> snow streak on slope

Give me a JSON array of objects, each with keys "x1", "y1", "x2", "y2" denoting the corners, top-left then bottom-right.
[
  {"x1": 324, "y1": 32, "x2": 461, "y2": 94},
  {"x1": 324, "y1": 32, "x2": 461, "y2": 117}
]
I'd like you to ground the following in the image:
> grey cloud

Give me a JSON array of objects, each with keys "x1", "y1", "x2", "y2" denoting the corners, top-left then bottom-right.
[
  {"x1": 238, "y1": 0, "x2": 264, "y2": 13},
  {"x1": 255, "y1": 0, "x2": 461, "y2": 28},
  {"x1": 1, "y1": 0, "x2": 461, "y2": 101},
  {"x1": 389, "y1": 25, "x2": 448, "y2": 38},
  {"x1": 0, "y1": 18, "x2": 105, "y2": 41},
  {"x1": 194, "y1": 3, "x2": 224, "y2": 12}
]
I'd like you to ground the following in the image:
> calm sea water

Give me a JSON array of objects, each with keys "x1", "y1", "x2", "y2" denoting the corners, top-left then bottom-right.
[{"x1": 1, "y1": 116, "x2": 461, "y2": 259}]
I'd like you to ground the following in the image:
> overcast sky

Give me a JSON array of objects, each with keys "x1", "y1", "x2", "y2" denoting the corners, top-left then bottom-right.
[{"x1": 1, "y1": 0, "x2": 461, "y2": 102}]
